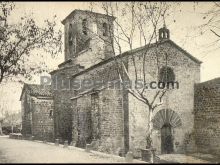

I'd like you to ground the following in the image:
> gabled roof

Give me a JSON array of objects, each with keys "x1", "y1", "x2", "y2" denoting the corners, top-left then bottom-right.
[
  {"x1": 50, "y1": 63, "x2": 85, "y2": 75},
  {"x1": 58, "y1": 59, "x2": 72, "y2": 68},
  {"x1": 71, "y1": 39, "x2": 202, "y2": 79},
  {"x1": 121, "y1": 39, "x2": 202, "y2": 64},
  {"x1": 61, "y1": 9, "x2": 116, "y2": 25},
  {"x1": 20, "y1": 84, "x2": 53, "y2": 101},
  {"x1": 168, "y1": 40, "x2": 202, "y2": 64}
]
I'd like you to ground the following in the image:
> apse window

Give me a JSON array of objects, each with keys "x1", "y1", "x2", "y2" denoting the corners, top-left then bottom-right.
[{"x1": 82, "y1": 19, "x2": 88, "y2": 35}]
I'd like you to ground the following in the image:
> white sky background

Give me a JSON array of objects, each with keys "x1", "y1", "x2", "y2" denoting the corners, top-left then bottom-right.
[{"x1": 1, "y1": 2, "x2": 220, "y2": 113}]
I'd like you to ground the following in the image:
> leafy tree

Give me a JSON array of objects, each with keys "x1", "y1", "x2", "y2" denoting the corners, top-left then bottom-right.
[{"x1": 0, "y1": 2, "x2": 62, "y2": 84}]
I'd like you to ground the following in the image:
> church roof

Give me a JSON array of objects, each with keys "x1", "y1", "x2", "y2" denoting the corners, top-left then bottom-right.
[
  {"x1": 61, "y1": 9, "x2": 116, "y2": 25},
  {"x1": 71, "y1": 39, "x2": 202, "y2": 78},
  {"x1": 196, "y1": 77, "x2": 220, "y2": 88},
  {"x1": 19, "y1": 84, "x2": 53, "y2": 101},
  {"x1": 121, "y1": 39, "x2": 202, "y2": 64}
]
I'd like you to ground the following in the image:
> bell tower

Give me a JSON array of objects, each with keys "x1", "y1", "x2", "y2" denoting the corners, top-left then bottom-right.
[
  {"x1": 159, "y1": 24, "x2": 170, "y2": 41},
  {"x1": 62, "y1": 10, "x2": 116, "y2": 63}
]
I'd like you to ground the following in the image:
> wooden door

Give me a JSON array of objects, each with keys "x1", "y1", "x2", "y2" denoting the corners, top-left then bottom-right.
[{"x1": 161, "y1": 124, "x2": 174, "y2": 154}]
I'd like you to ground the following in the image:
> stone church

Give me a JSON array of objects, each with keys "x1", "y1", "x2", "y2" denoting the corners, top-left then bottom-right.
[{"x1": 21, "y1": 9, "x2": 205, "y2": 158}]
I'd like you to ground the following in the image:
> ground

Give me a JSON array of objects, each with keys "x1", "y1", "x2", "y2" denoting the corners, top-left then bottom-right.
[
  {"x1": 0, "y1": 136, "x2": 143, "y2": 163},
  {"x1": 0, "y1": 136, "x2": 215, "y2": 163},
  {"x1": 158, "y1": 154, "x2": 212, "y2": 164}
]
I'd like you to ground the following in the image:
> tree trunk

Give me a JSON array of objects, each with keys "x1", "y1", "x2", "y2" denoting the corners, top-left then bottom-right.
[
  {"x1": 146, "y1": 109, "x2": 153, "y2": 148},
  {"x1": 149, "y1": 110, "x2": 153, "y2": 138},
  {"x1": 0, "y1": 68, "x2": 4, "y2": 84},
  {"x1": 0, "y1": 121, "x2": 3, "y2": 135},
  {"x1": 11, "y1": 125, "x2": 14, "y2": 133},
  {"x1": 147, "y1": 109, "x2": 154, "y2": 163}
]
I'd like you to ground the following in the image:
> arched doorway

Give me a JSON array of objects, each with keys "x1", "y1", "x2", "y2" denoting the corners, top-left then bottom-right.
[{"x1": 152, "y1": 109, "x2": 182, "y2": 154}]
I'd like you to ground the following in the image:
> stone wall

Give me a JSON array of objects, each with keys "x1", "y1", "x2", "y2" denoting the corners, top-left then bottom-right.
[
  {"x1": 71, "y1": 88, "x2": 125, "y2": 155},
  {"x1": 31, "y1": 97, "x2": 54, "y2": 142},
  {"x1": 97, "y1": 89, "x2": 125, "y2": 155},
  {"x1": 52, "y1": 89, "x2": 73, "y2": 143},
  {"x1": 70, "y1": 58, "x2": 127, "y2": 155},
  {"x1": 51, "y1": 66, "x2": 79, "y2": 144},
  {"x1": 194, "y1": 79, "x2": 220, "y2": 156},
  {"x1": 72, "y1": 94, "x2": 92, "y2": 148}
]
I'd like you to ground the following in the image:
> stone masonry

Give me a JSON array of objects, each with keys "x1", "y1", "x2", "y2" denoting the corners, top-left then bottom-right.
[{"x1": 194, "y1": 78, "x2": 220, "y2": 156}]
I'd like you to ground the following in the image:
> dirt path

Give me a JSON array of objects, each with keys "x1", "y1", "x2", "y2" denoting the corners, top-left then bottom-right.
[{"x1": 0, "y1": 136, "x2": 127, "y2": 163}]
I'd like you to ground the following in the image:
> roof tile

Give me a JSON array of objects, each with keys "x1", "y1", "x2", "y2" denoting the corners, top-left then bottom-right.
[{"x1": 26, "y1": 84, "x2": 53, "y2": 97}]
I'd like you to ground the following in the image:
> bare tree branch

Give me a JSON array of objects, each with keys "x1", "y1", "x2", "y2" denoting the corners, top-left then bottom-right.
[{"x1": 210, "y1": 29, "x2": 220, "y2": 38}]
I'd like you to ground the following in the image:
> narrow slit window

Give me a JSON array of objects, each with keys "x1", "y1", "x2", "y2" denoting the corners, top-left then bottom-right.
[
  {"x1": 69, "y1": 24, "x2": 73, "y2": 45},
  {"x1": 82, "y1": 19, "x2": 88, "y2": 35},
  {"x1": 103, "y1": 23, "x2": 108, "y2": 36},
  {"x1": 49, "y1": 110, "x2": 53, "y2": 118}
]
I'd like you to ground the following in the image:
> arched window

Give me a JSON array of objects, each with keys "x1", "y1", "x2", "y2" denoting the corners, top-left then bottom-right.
[
  {"x1": 103, "y1": 23, "x2": 108, "y2": 36},
  {"x1": 159, "y1": 66, "x2": 175, "y2": 83},
  {"x1": 82, "y1": 19, "x2": 88, "y2": 35}
]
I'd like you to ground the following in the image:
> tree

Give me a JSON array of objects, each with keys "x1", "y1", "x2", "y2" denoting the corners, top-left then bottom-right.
[
  {"x1": 0, "y1": 2, "x2": 62, "y2": 84},
  {"x1": 186, "y1": 2, "x2": 220, "y2": 56},
  {"x1": 0, "y1": 105, "x2": 4, "y2": 135},
  {"x1": 199, "y1": 2, "x2": 220, "y2": 39},
  {"x1": 89, "y1": 2, "x2": 178, "y2": 161},
  {"x1": 0, "y1": 99, "x2": 8, "y2": 135},
  {"x1": 4, "y1": 111, "x2": 21, "y2": 134}
]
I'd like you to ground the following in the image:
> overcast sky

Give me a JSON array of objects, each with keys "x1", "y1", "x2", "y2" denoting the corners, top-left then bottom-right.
[{"x1": 1, "y1": 2, "x2": 220, "y2": 113}]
